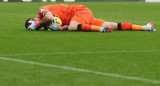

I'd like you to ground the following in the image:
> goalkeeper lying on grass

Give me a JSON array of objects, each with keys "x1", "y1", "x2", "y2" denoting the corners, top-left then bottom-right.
[{"x1": 25, "y1": 4, "x2": 156, "y2": 32}]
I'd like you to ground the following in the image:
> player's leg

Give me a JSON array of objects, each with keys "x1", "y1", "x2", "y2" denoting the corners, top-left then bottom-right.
[
  {"x1": 68, "y1": 20, "x2": 104, "y2": 32},
  {"x1": 68, "y1": 16, "x2": 112, "y2": 32},
  {"x1": 76, "y1": 23, "x2": 112, "y2": 32},
  {"x1": 91, "y1": 18, "x2": 113, "y2": 32},
  {"x1": 68, "y1": 15, "x2": 88, "y2": 31},
  {"x1": 68, "y1": 20, "x2": 79, "y2": 31},
  {"x1": 92, "y1": 18, "x2": 156, "y2": 31},
  {"x1": 101, "y1": 22, "x2": 117, "y2": 30},
  {"x1": 68, "y1": 6, "x2": 112, "y2": 32},
  {"x1": 102, "y1": 22, "x2": 156, "y2": 31}
]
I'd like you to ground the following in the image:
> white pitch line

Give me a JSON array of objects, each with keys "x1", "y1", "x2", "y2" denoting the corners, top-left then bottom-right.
[
  {"x1": 0, "y1": 56, "x2": 160, "y2": 84},
  {"x1": 1, "y1": 50, "x2": 160, "y2": 56}
]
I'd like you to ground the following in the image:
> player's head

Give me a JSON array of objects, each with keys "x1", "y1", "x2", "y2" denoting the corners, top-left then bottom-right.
[
  {"x1": 25, "y1": 18, "x2": 41, "y2": 29},
  {"x1": 25, "y1": 18, "x2": 33, "y2": 29}
]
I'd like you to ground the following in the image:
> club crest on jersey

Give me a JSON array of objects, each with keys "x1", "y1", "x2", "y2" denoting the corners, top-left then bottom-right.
[{"x1": 39, "y1": 9, "x2": 45, "y2": 14}]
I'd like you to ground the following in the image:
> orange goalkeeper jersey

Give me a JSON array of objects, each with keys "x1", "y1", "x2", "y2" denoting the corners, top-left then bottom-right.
[{"x1": 38, "y1": 4, "x2": 92, "y2": 25}]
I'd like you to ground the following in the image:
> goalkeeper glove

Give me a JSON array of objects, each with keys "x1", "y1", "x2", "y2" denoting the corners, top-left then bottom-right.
[
  {"x1": 27, "y1": 21, "x2": 40, "y2": 30},
  {"x1": 48, "y1": 18, "x2": 63, "y2": 31},
  {"x1": 48, "y1": 22, "x2": 61, "y2": 31}
]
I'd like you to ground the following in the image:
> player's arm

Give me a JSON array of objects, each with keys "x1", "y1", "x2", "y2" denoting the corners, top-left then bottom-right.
[
  {"x1": 39, "y1": 11, "x2": 54, "y2": 26},
  {"x1": 27, "y1": 7, "x2": 62, "y2": 31},
  {"x1": 38, "y1": 10, "x2": 62, "y2": 31},
  {"x1": 27, "y1": 8, "x2": 54, "y2": 31},
  {"x1": 62, "y1": 25, "x2": 69, "y2": 30}
]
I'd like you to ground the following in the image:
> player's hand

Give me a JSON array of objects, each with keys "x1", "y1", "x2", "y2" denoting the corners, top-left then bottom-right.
[
  {"x1": 48, "y1": 21, "x2": 61, "y2": 31},
  {"x1": 27, "y1": 21, "x2": 37, "y2": 31}
]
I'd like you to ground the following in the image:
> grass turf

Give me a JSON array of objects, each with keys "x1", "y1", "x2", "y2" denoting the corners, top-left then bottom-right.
[{"x1": 0, "y1": 2, "x2": 160, "y2": 86}]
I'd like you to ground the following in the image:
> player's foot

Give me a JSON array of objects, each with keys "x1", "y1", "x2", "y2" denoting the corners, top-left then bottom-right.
[
  {"x1": 144, "y1": 22, "x2": 156, "y2": 32},
  {"x1": 100, "y1": 26, "x2": 112, "y2": 32}
]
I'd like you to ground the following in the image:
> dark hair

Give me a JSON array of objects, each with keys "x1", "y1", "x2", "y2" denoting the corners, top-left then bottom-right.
[{"x1": 25, "y1": 18, "x2": 32, "y2": 30}]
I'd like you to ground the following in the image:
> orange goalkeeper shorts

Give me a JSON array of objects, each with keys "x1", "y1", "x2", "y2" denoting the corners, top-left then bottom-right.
[
  {"x1": 71, "y1": 16, "x2": 105, "y2": 26},
  {"x1": 71, "y1": 6, "x2": 94, "y2": 24},
  {"x1": 71, "y1": 6, "x2": 105, "y2": 26}
]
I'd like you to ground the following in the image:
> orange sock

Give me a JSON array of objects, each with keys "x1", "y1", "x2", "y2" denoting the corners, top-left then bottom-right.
[
  {"x1": 91, "y1": 26, "x2": 101, "y2": 31},
  {"x1": 132, "y1": 24, "x2": 143, "y2": 31},
  {"x1": 117, "y1": 23, "x2": 143, "y2": 31},
  {"x1": 117, "y1": 23, "x2": 132, "y2": 30},
  {"x1": 77, "y1": 24, "x2": 101, "y2": 31},
  {"x1": 77, "y1": 24, "x2": 91, "y2": 31}
]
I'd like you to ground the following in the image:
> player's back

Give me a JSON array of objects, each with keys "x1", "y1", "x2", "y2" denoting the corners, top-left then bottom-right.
[{"x1": 39, "y1": 4, "x2": 86, "y2": 25}]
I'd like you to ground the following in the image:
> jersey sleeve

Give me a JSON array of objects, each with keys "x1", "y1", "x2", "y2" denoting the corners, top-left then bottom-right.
[{"x1": 37, "y1": 6, "x2": 50, "y2": 19}]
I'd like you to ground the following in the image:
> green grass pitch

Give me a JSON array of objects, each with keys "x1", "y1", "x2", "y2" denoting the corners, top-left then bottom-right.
[{"x1": 0, "y1": 2, "x2": 160, "y2": 86}]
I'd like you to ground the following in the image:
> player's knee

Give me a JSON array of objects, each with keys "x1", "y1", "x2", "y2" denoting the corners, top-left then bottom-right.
[
  {"x1": 68, "y1": 21, "x2": 79, "y2": 31},
  {"x1": 68, "y1": 25, "x2": 77, "y2": 31},
  {"x1": 68, "y1": 25, "x2": 74, "y2": 31}
]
